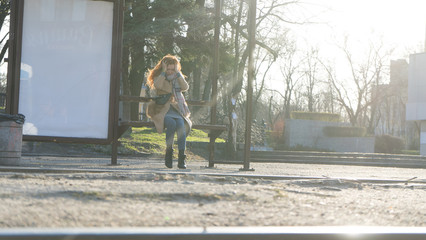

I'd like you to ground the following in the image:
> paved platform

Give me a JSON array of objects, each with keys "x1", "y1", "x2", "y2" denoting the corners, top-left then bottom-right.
[
  {"x1": 1, "y1": 155, "x2": 426, "y2": 184},
  {"x1": 1, "y1": 155, "x2": 426, "y2": 238}
]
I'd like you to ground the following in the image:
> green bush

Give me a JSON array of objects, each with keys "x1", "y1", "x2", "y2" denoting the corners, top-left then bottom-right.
[
  {"x1": 290, "y1": 111, "x2": 340, "y2": 122},
  {"x1": 267, "y1": 130, "x2": 284, "y2": 149},
  {"x1": 374, "y1": 135, "x2": 405, "y2": 154},
  {"x1": 401, "y1": 150, "x2": 420, "y2": 155},
  {"x1": 323, "y1": 126, "x2": 367, "y2": 137},
  {"x1": 284, "y1": 144, "x2": 333, "y2": 152}
]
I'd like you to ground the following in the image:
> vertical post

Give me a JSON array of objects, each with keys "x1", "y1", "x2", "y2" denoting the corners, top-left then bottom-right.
[
  {"x1": 111, "y1": 139, "x2": 118, "y2": 165},
  {"x1": 208, "y1": 0, "x2": 221, "y2": 168},
  {"x1": 241, "y1": 0, "x2": 256, "y2": 171},
  {"x1": 110, "y1": 0, "x2": 124, "y2": 165},
  {"x1": 420, "y1": 121, "x2": 426, "y2": 156},
  {"x1": 6, "y1": 0, "x2": 15, "y2": 114},
  {"x1": 6, "y1": 0, "x2": 24, "y2": 115}
]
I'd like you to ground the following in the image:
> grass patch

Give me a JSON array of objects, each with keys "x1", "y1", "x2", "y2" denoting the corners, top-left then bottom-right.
[
  {"x1": 114, "y1": 127, "x2": 225, "y2": 156},
  {"x1": 119, "y1": 127, "x2": 165, "y2": 155},
  {"x1": 188, "y1": 129, "x2": 225, "y2": 143}
]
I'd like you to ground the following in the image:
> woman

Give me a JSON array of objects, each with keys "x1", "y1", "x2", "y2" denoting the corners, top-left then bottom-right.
[{"x1": 146, "y1": 55, "x2": 192, "y2": 169}]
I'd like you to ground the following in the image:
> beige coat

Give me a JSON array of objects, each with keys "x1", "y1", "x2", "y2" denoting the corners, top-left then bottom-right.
[{"x1": 146, "y1": 74, "x2": 192, "y2": 135}]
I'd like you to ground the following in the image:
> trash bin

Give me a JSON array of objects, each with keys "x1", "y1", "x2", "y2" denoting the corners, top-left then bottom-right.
[{"x1": 0, "y1": 113, "x2": 25, "y2": 166}]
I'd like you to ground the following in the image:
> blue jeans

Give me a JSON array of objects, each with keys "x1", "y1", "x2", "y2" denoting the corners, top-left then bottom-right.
[{"x1": 164, "y1": 115, "x2": 186, "y2": 151}]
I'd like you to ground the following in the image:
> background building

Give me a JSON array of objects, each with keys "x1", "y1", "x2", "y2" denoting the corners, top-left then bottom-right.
[{"x1": 374, "y1": 59, "x2": 419, "y2": 150}]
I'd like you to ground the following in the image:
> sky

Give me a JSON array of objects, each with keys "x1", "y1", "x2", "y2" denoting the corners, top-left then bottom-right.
[
  {"x1": 3, "y1": 1, "x2": 426, "y2": 80},
  {"x1": 266, "y1": 0, "x2": 426, "y2": 90},
  {"x1": 297, "y1": 0, "x2": 426, "y2": 59}
]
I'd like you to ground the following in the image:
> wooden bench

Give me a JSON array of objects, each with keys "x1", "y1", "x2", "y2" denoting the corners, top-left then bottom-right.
[{"x1": 111, "y1": 95, "x2": 227, "y2": 166}]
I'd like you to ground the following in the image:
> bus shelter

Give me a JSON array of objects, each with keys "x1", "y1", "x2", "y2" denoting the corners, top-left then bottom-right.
[{"x1": 6, "y1": 0, "x2": 256, "y2": 170}]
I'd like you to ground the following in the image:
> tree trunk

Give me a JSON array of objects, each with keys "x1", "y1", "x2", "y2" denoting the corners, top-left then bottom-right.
[
  {"x1": 202, "y1": 66, "x2": 212, "y2": 101},
  {"x1": 192, "y1": 62, "x2": 201, "y2": 100},
  {"x1": 124, "y1": 1, "x2": 148, "y2": 121},
  {"x1": 226, "y1": 0, "x2": 244, "y2": 159},
  {"x1": 121, "y1": 45, "x2": 131, "y2": 121},
  {"x1": 128, "y1": 48, "x2": 145, "y2": 120},
  {"x1": 0, "y1": 1, "x2": 10, "y2": 63}
]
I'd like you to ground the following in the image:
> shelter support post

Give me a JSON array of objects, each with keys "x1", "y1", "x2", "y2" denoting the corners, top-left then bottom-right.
[
  {"x1": 110, "y1": 0, "x2": 124, "y2": 165},
  {"x1": 420, "y1": 121, "x2": 426, "y2": 156},
  {"x1": 241, "y1": 0, "x2": 256, "y2": 171},
  {"x1": 208, "y1": 0, "x2": 221, "y2": 168},
  {"x1": 208, "y1": 130, "x2": 223, "y2": 168},
  {"x1": 111, "y1": 139, "x2": 118, "y2": 165}
]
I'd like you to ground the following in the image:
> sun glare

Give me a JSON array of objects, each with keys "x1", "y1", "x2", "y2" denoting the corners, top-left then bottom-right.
[
  {"x1": 269, "y1": 0, "x2": 426, "y2": 92},
  {"x1": 327, "y1": 0, "x2": 426, "y2": 52}
]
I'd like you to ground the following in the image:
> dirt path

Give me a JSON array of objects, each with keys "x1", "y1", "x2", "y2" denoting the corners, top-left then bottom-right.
[{"x1": 1, "y1": 170, "x2": 425, "y2": 227}]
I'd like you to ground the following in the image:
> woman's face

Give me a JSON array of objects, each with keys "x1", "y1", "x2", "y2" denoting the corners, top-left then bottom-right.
[{"x1": 166, "y1": 64, "x2": 176, "y2": 76}]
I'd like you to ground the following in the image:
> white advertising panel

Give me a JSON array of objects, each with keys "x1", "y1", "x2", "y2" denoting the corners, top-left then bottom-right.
[
  {"x1": 18, "y1": 0, "x2": 114, "y2": 139},
  {"x1": 406, "y1": 52, "x2": 426, "y2": 121}
]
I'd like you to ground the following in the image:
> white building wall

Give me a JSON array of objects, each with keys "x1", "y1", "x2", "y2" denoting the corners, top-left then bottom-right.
[{"x1": 284, "y1": 119, "x2": 375, "y2": 153}]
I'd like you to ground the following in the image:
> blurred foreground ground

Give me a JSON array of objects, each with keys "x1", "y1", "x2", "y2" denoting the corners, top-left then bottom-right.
[{"x1": 0, "y1": 156, "x2": 425, "y2": 227}]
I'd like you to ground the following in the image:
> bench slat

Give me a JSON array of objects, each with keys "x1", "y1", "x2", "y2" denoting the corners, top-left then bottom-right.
[
  {"x1": 120, "y1": 121, "x2": 154, "y2": 127},
  {"x1": 120, "y1": 121, "x2": 227, "y2": 131},
  {"x1": 119, "y1": 96, "x2": 151, "y2": 102},
  {"x1": 119, "y1": 95, "x2": 211, "y2": 106},
  {"x1": 193, "y1": 124, "x2": 227, "y2": 131}
]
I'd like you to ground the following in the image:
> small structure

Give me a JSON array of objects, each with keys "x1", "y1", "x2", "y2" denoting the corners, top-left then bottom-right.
[
  {"x1": 284, "y1": 118, "x2": 375, "y2": 153},
  {"x1": 406, "y1": 52, "x2": 426, "y2": 155},
  {"x1": 6, "y1": 0, "x2": 257, "y2": 169}
]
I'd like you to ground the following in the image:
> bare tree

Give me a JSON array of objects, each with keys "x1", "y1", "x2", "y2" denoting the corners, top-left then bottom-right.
[
  {"x1": 301, "y1": 47, "x2": 321, "y2": 112},
  {"x1": 221, "y1": 0, "x2": 301, "y2": 157},
  {"x1": 321, "y1": 37, "x2": 392, "y2": 127},
  {"x1": 0, "y1": 1, "x2": 10, "y2": 66},
  {"x1": 0, "y1": 1, "x2": 10, "y2": 103},
  {"x1": 279, "y1": 42, "x2": 303, "y2": 118}
]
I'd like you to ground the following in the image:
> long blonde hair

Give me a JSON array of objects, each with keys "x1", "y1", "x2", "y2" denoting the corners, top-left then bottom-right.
[{"x1": 147, "y1": 54, "x2": 182, "y2": 88}]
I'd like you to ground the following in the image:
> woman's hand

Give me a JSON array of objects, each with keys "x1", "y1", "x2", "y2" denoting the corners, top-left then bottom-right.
[{"x1": 161, "y1": 61, "x2": 167, "y2": 73}]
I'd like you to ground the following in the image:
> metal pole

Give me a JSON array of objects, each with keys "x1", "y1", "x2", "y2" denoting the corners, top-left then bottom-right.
[
  {"x1": 111, "y1": 0, "x2": 125, "y2": 165},
  {"x1": 6, "y1": 0, "x2": 24, "y2": 115},
  {"x1": 241, "y1": 0, "x2": 256, "y2": 171},
  {"x1": 208, "y1": 0, "x2": 221, "y2": 168}
]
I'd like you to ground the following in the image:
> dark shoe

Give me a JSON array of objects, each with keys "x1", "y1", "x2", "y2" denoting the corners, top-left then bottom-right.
[
  {"x1": 165, "y1": 148, "x2": 173, "y2": 168},
  {"x1": 178, "y1": 150, "x2": 187, "y2": 169}
]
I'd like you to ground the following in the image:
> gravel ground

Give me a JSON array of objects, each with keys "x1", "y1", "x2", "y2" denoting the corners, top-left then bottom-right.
[{"x1": 1, "y1": 157, "x2": 426, "y2": 227}]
